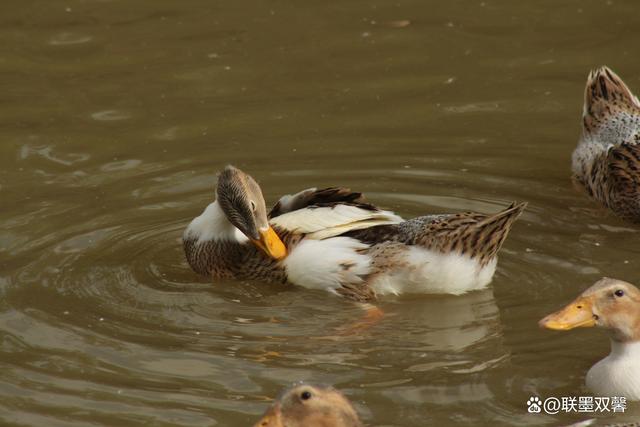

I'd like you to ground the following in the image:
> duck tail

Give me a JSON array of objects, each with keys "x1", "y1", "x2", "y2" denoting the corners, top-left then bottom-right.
[
  {"x1": 583, "y1": 66, "x2": 640, "y2": 139},
  {"x1": 463, "y1": 202, "x2": 527, "y2": 265}
]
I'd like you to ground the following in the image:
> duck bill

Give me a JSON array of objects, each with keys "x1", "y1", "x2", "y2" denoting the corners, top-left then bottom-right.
[
  {"x1": 251, "y1": 227, "x2": 287, "y2": 260},
  {"x1": 253, "y1": 404, "x2": 283, "y2": 427},
  {"x1": 539, "y1": 297, "x2": 596, "y2": 330}
]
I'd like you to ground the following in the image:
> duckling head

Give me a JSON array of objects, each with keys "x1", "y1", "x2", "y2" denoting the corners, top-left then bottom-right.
[
  {"x1": 216, "y1": 165, "x2": 286, "y2": 260},
  {"x1": 254, "y1": 383, "x2": 363, "y2": 427},
  {"x1": 540, "y1": 277, "x2": 640, "y2": 342}
]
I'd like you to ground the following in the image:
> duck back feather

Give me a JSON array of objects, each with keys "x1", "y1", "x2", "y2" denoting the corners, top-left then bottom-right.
[{"x1": 573, "y1": 66, "x2": 640, "y2": 221}]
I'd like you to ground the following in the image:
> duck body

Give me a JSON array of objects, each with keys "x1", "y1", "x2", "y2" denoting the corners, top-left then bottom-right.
[
  {"x1": 540, "y1": 278, "x2": 640, "y2": 400},
  {"x1": 572, "y1": 66, "x2": 640, "y2": 222},
  {"x1": 184, "y1": 166, "x2": 525, "y2": 301},
  {"x1": 275, "y1": 214, "x2": 505, "y2": 299},
  {"x1": 586, "y1": 341, "x2": 640, "y2": 400}
]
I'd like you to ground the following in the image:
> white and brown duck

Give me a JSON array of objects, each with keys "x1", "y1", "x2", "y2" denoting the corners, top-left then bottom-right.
[
  {"x1": 540, "y1": 278, "x2": 640, "y2": 400},
  {"x1": 572, "y1": 66, "x2": 640, "y2": 222},
  {"x1": 253, "y1": 383, "x2": 363, "y2": 427},
  {"x1": 183, "y1": 165, "x2": 526, "y2": 301}
]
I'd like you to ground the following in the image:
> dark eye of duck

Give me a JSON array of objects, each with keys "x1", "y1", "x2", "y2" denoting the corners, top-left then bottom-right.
[
  {"x1": 614, "y1": 289, "x2": 625, "y2": 298},
  {"x1": 300, "y1": 390, "x2": 312, "y2": 401},
  {"x1": 250, "y1": 200, "x2": 257, "y2": 212}
]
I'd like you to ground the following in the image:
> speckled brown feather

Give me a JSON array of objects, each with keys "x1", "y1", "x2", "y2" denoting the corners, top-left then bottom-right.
[
  {"x1": 417, "y1": 202, "x2": 526, "y2": 266},
  {"x1": 346, "y1": 202, "x2": 527, "y2": 267},
  {"x1": 183, "y1": 232, "x2": 299, "y2": 284},
  {"x1": 574, "y1": 66, "x2": 640, "y2": 222},
  {"x1": 582, "y1": 66, "x2": 640, "y2": 136}
]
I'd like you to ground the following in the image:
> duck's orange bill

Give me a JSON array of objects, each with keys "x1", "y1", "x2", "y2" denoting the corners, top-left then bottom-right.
[
  {"x1": 252, "y1": 227, "x2": 287, "y2": 260},
  {"x1": 254, "y1": 405, "x2": 283, "y2": 427},
  {"x1": 539, "y1": 297, "x2": 596, "y2": 330}
]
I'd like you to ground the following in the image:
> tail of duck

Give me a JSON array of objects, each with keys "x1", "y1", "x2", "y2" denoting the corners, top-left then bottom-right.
[
  {"x1": 582, "y1": 66, "x2": 640, "y2": 142},
  {"x1": 428, "y1": 202, "x2": 527, "y2": 266},
  {"x1": 472, "y1": 202, "x2": 526, "y2": 263}
]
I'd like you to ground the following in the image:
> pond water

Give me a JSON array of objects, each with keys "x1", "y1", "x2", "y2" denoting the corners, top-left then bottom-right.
[{"x1": 2, "y1": 0, "x2": 640, "y2": 426}]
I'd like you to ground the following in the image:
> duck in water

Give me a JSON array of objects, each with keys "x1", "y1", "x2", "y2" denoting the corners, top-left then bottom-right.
[
  {"x1": 572, "y1": 66, "x2": 640, "y2": 222},
  {"x1": 254, "y1": 383, "x2": 362, "y2": 427},
  {"x1": 183, "y1": 165, "x2": 525, "y2": 301},
  {"x1": 540, "y1": 278, "x2": 640, "y2": 400}
]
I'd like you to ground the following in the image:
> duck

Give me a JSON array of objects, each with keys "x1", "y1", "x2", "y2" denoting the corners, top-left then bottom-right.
[
  {"x1": 253, "y1": 383, "x2": 363, "y2": 427},
  {"x1": 572, "y1": 66, "x2": 640, "y2": 222},
  {"x1": 183, "y1": 165, "x2": 526, "y2": 301},
  {"x1": 539, "y1": 277, "x2": 640, "y2": 400}
]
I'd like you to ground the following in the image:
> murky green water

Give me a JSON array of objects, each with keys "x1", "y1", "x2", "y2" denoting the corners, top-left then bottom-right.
[{"x1": 3, "y1": 0, "x2": 640, "y2": 425}]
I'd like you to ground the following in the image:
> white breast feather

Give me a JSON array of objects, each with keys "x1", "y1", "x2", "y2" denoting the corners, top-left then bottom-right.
[
  {"x1": 269, "y1": 204, "x2": 403, "y2": 240},
  {"x1": 283, "y1": 237, "x2": 371, "y2": 293},
  {"x1": 184, "y1": 201, "x2": 248, "y2": 243},
  {"x1": 371, "y1": 247, "x2": 497, "y2": 296},
  {"x1": 586, "y1": 341, "x2": 640, "y2": 400}
]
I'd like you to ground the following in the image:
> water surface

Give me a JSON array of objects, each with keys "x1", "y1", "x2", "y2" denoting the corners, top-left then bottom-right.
[{"x1": 2, "y1": 0, "x2": 640, "y2": 425}]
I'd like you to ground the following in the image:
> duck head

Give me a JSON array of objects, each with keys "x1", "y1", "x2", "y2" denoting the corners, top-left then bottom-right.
[
  {"x1": 217, "y1": 165, "x2": 287, "y2": 260},
  {"x1": 254, "y1": 383, "x2": 363, "y2": 427},
  {"x1": 539, "y1": 277, "x2": 640, "y2": 342}
]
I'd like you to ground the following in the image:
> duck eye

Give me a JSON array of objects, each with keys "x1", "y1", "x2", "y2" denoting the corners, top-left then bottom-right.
[
  {"x1": 614, "y1": 289, "x2": 625, "y2": 298},
  {"x1": 300, "y1": 391, "x2": 312, "y2": 400},
  {"x1": 250, "y1": 201, "x2": 257, "y2": 212}
]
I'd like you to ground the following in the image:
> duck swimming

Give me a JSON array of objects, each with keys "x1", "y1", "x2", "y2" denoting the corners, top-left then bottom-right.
[
  {"x1": 540, "y1": 278, "x2": 640, "y2": 400},
  {"x1": 254, "y1": 383, "x2": 362, "y2": 427},
  {"x1": 183, "y1": 165, "x2": 525, "y2": 301},
  {"x1": 572, "y1": 66, "x2": 640, "y2": 222}
]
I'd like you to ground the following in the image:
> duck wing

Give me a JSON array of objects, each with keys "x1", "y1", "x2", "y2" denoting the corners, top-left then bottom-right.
[
  {"x1": 268, "y1": 187, "x2": 403, "y2": 239},
  {"x1": 269, "y1": 187, "x2": 375, "y2": 217}
]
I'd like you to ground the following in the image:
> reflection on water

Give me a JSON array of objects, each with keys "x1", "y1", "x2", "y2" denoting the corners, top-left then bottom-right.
[
  {"x1": 387, "y1": 289, "x2": 501, "y2": 356},
  {"x1": 3, "y1": 0, "x2": 640, "y2": 425}
]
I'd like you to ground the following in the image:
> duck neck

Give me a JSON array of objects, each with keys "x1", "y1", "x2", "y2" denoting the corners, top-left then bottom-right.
[
  {"x1": 183, "y1": 201, "x2": 252, "y2": 277},
  {"x1": 609, "y1": 339, "x2": 640, "y2": 360},
  {"x1": 185, "y1": 200, "x2": 246, "y2": 243}
]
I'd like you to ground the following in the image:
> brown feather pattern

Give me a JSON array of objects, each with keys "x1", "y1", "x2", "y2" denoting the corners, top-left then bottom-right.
[
  {"x1": 574, "y1": 66, "x2": 640, "y2": 222},
  {"x1": 346, "y1": 202, "x2": 526, "y2": 268}
]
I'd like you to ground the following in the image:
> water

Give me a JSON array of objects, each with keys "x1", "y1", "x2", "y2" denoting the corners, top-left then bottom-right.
[{"x1": 2, "y1": 0, "x2": 640, "y2": 425}]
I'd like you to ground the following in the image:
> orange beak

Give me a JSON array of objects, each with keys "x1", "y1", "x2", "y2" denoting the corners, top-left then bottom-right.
[
  {"x1": 253, "y1": 404, "x2": 283, "y2": 427},
  {"x1": 539, "y1": 296, "x2": 597, "y2": 330},
  {"x1": 251, "y1": 227, "x2": 287, "y2": 260}
]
